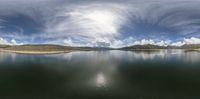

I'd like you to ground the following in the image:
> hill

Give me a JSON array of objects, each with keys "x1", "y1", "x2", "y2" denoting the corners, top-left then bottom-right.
[
  {"x1": 120, "y1": 44, "x2": 200, "y2": 50},
  {"x1": 120, "y1": 44, "x2": 167, "y2": 50},
  {"x1": 181, "y1": 44, "x2": 200, "y2": 49},
  {"x1": 1, "y1": 44, "x2": 95, "y2": 54},
  {"x1": 1, "y1": 44, "x2": 200, "y2": 54},
  {"x1": 0, "y1": 44, "x2": 10, "y2": 48}
]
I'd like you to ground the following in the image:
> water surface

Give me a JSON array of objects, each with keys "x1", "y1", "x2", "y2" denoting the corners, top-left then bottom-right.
[{"x1": 0, "y1": 50, "x2": 200, "y2": 99}]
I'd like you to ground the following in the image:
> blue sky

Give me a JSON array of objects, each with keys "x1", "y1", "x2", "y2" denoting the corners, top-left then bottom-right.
[{"x1": 0, "y1": 0, "x2": 200, "y2": 47}]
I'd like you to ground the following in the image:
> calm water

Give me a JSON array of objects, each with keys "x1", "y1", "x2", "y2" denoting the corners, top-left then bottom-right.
[{"x1": 0, "y1": 50, "x2": 200, "y2": 99}]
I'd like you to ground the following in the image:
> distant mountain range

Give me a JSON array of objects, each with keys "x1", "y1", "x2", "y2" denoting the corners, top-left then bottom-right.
[
  {"x1": 120, "y1": 44, "x2": 166, "y2": 50},
  {"x1": 1, "y1": 44, "x2": 200, "y2": 52},
  {"x1": 120, "y1": 44, "x2": 200, "y2": 50},
  {"x1": 181, "y1": 44, "x2": 200, "y2": 49}
]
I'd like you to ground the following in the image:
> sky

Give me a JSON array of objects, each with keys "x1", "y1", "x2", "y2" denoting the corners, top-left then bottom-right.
[{"x1": 0, "y1": 0, "x2": 200, "y2": 47}]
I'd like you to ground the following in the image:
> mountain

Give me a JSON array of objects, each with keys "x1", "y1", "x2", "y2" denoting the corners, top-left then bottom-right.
[
  {"x1": 120, "y1": 44, "x2": 167, "y2": 50},
  {"x1": 1, "y1": 44, "x2": 200, "y2": 53},
  {"x1": 181, "y1": 44, "x2": 200, "y2": 49},
  {"x1": 0, "y1": 44, "x2": 10, "y2": 48},
  {"x1": 120, "y1": 44, "x2": 200, "y2": 50}
]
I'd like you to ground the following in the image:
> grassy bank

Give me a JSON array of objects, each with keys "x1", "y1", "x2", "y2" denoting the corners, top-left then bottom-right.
[{"x1": 0, "y1": 44, "x2": 94, "y2": 54}]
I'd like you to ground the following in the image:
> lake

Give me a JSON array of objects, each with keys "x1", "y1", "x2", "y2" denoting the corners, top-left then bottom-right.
[{"x1": 0, "y1": 50, "x2": 200, "y2": 99}]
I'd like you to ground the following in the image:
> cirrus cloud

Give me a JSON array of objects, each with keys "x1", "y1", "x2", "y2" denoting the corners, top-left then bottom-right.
[{"x1": 0, "y1": 0, "x2": 200, "y2": 47}]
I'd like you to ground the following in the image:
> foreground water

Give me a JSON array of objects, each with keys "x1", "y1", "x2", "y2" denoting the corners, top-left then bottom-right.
[{"x1": 0, "y1": 50, "x2": 200, "y2": 99}]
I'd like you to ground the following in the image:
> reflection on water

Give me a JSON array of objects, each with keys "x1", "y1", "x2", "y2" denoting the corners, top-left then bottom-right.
[
  {"x1": 96, "y1": 72, "x2": 106, "y2": 88},
  {"x1": 0, "y1": 50, "x2": 200, "y2": 99}
]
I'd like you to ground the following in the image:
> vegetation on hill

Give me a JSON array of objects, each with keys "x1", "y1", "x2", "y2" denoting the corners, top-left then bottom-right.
[
  {"x1": 121, "y1": 44, "x2": 166, "y2": 50},
  {"x1": 1, "y1": 44, "x2": 200, "y2": 53},
  {"x1": 3, "y1": 44, "x2": 95, "y2": 51},
  {"x1": 0, "y1": 44, "x2": 11, "y2": 48},
  {"x1": 181, "y1": 44, "x2": 200, "y2": 49},
  {"x1": 120, "y1": 44, "x2": 200, "y2": 50}
]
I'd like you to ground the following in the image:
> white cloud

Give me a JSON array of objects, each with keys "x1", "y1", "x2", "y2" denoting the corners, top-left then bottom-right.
[
  {"x1": 133, "y1": 39, "x2": 155, "y2": 45},
  {"x1": 131, "y1": 39, "x2": 170, "y2": 46},
  {"x1": 63, "y1": 38, "x2": 77, "y2": 46},
  {"x1": 11, "y1": 39, "x2": 23, "y2": 45},
  {"x1": 184, "y1": 37, "x2": 200, "y2": 44},
  {"x1": 127, "y1": 37, "x2": 200, "y2": 47},
  {"x1": 171, "y1": 41, "x2": 184, "y2": 46},
  {"x1": 170, "y1": 37, "x2": 200, "y2": 46},
  {"x1": 0, "y1": 37, "x2": 23, "y2": 45},
  {"x1": 45, "y1": 3, "x2": 129, "y2": 47},
  {"x1": 0, "y1": 37, "x2": 10, "y2": 45}
]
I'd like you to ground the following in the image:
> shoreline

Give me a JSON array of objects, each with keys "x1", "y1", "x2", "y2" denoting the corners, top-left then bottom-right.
[
  {"x1": 1, "y1": 49, "x2": 200, "y2": 55},
  {"x1": 0, "y1": 49, "x2": 71, "y2": 55}
]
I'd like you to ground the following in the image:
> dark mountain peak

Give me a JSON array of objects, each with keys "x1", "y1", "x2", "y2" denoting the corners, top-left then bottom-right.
[
  {"x1": 181, "y1": 44, "x2": 200, "y2": 49},
  {"x1": 121, "y1": 44, "x2": 166, "y2": 50}
]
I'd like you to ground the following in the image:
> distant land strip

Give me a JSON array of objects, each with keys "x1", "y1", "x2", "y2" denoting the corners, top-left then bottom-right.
[{"x1": 0, "y1": 44, "x2": 200, "y2": 54}]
